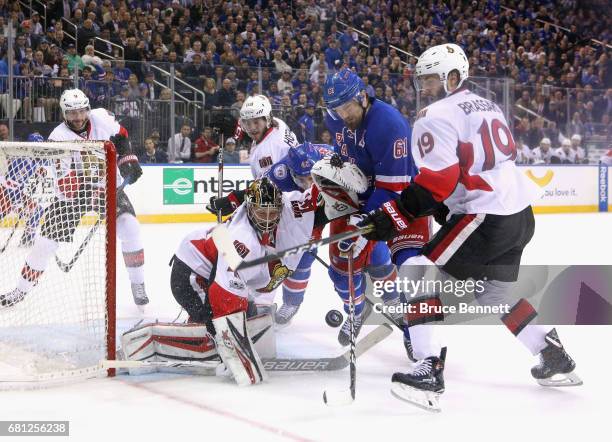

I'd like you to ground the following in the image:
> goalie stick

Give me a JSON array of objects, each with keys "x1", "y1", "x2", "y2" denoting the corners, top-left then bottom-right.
[
  {"x1": 212, "y1": 222, "x2": 374, "y2": 271},
  {"x1": 102, "y1": 322, "x2": 392, "y2": 373},
  {"x1": 216, "y1": 129, "x2": 224, "y2": 223}
]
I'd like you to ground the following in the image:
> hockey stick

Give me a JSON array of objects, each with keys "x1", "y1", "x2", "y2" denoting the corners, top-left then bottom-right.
[
  {"x1": 312, "y1": 253, "x2": 405, "y2": 333},
  {"x1": 212, "y1": 222, "x2": 374, "y2": 271},
  {"x1": 216, "y1": 129, "x2": 224, "y2": 223},
  {"x1": 102, "y1": 323, "x2": 392, "y2": 373},
  {"x1": 55, "y1": 181, "x2": 129, "y2": 272},
  {"x1": 0, "y1": 218, "x2": 19, "y2": 254},
  {"x1": 323, "y1": 245, "x2": 356, "y2": 406}
]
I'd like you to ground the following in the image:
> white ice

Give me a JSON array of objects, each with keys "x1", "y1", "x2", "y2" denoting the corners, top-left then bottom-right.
[{"x1": 1, "y1": 213, "x2": 610, "y2": 442}]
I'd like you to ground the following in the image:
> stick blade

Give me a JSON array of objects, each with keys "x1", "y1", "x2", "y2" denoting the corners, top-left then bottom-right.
[
  {"x1": 211, "y1": 224, "x2": 243, "y2": 271},
  {"x1": 323, "y1": 389, "x2": 354, "y2": 407}
]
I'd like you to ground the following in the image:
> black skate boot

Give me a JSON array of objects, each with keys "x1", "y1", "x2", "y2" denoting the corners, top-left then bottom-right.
[
  {"x1": 391, "y1": 347, "x2": 446, "y2": 412},
  {"x1": 531, "y1": 328, "x2": 582, "y2": 387},
  {"x1": 338, "y1": 301, "x2": 371, "y2": 346}
]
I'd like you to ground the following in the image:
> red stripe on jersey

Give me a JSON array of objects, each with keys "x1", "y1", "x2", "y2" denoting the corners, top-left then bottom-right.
[
  {"x1": 208, "y1": 281, "x2": 248, "y2": 318},
  {"x1": 57, "y1": 170, "x2": 81, "y2": 199},
  {"x1": 118, "y1": 125, "x2": 129, "y2": 138},
  {"x1": 427, "y1": 214, "x2": 476, "y2": 263},
  {"x1": 190, "y1": 237, "x2": 218, "y2": 265},
  {"x1": 502, "y1": 298, "x2": 537, "y2": 336},
  {"x1": 375, "y1": 180, "x2": 408, "y2": 192},
  {"x1": 413, "y1": 164, "x2": 460, "y2": 202},
  {"x1": 457, "y1": 141, "x2": 494, "y2": 192}
]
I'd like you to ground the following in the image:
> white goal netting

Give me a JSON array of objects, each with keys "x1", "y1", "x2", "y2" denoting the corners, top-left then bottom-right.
[{"x1": 0, "y1": 141, "x2": 115, "y2": 388}]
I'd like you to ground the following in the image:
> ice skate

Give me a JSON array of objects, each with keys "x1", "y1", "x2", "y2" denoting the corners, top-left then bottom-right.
[
  {"x1": 532, "y1": 328, "x2": 582, "y2": 387},
  {"x1": 0, "y1": 288, "x2": 27, "y2": 308},
  {"x1": 131, "y1": 283, "x2": 149, "y2": 311},
  {"x1": 403, "y1": 333, "x2": 416, "y2": 363},
  {"x1": 274, "y1": 303, "x2": 300, "y2": 327},
  {"x1": 391, "y1": 348, "x2": 446, "y2": 412},
  {"x1": 338, "y1": 302, "x2": 372, "y2": 346}
]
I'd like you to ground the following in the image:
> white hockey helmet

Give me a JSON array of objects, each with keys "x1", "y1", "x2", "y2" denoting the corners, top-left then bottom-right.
[
  {"x1": 59, "y1": 88, "x2": 90, "y2": 119},
  {"x1": 415, "y1": 43, "x2": 469, "y2": 94},
  {"x1": 240, "y1": 94, "x2": 272, "y2": 125}
]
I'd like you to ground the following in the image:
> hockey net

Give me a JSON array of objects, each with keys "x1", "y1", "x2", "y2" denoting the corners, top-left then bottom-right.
[{"x1": 0, "y1": 141, "x2": 116, "y2": 388}]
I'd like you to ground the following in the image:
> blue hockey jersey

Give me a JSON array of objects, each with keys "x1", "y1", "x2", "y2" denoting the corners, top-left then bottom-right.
[{"x1": 325, "y1": 98, "x2": 417, "y2": 212}]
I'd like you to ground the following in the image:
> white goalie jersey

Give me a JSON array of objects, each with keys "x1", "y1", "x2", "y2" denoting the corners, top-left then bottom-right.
[
  {"x1": 412, "y1": 89, "x2": 541, "y2": 216},
  {"x1": 175, "y1": 186, "x2": 318, "y2": 299},
  {"x1": 248, "y1": 117, "x2": 298, "y2": 179}
]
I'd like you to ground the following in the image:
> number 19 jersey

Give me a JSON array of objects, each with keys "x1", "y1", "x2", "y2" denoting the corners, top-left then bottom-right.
[{"x1": 411, "y1": 88, "x2": 541, "y2": 216}]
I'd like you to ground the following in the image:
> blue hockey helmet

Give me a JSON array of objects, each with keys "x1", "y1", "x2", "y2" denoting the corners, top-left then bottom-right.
[
  {"x1": 323, "y1": 68, "x2": 365, "y2": 118},
  {"x1": 27, "y1": 132, "x2": 44, "y2": 142},
  {"x1": 286, "y1": 143, "x2": 330, "y2": 176}
]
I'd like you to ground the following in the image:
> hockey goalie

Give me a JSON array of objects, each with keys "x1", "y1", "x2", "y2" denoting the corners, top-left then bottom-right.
[{"x1": 120, "y1": 156, "x2": 369, "y2": 385}]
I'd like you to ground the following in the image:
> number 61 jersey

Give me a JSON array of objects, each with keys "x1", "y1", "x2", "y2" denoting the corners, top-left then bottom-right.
[{"x1": 411, "y1": 88, "x2": 541, "y2": 216}]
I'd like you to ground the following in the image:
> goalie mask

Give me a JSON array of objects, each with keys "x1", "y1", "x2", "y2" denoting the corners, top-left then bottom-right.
[
  {"x1": 60, "y1": 89, "x2": 91, "y2": 132},
  {"x1": 245, "y1": 178, "x2": 282, "y2": 233},
  {"x1": 311, "y1": 153, "x2": 368, "y2": 220}
]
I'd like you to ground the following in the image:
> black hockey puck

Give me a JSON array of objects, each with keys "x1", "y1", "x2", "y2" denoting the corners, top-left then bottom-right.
[{"x1": 325, "y1": 309, "x2": 343, "y2": 328}]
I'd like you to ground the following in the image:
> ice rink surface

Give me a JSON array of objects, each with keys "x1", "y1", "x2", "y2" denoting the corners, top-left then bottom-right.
[{"x1": 1, "y1": 213, "x2": 610, "y2": 442}]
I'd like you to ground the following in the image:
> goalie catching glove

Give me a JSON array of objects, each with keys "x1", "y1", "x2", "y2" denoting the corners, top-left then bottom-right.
[
  {"x1": 110, "y1": 133, "x2": 143, "y2": 184},
  {"x1": 206, "y1": 190, "x2": 245, "y2": 216},
  {"x1": 311, "y1": 153, "x2": 368, "y2": 220}
]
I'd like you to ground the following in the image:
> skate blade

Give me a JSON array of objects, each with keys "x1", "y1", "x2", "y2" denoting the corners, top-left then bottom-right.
[
  {"x1": 537, "y1": 371, "x2": 583, "y2": 387},
  {"x1": 390, "y1": 383, "x2": 442, "y2": 412}
]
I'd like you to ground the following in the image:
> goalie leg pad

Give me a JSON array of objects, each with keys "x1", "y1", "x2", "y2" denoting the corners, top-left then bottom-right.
[{"x1": 213, "y1": 311, "x2": 268, "y2": 386}]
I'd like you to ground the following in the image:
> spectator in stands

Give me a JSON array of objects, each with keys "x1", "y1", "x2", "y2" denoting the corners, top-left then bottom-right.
[
  {"x1": 82, "y1": 44, "x2": 103, "y2": 71},
  {"x1": 0, "y1": 123, "x2": 8, "y2": 141},
  {"x1": 139, "y1": 137, "x2": 168, "y2": 164},
  {"x1": 113, "y1": 59, "x2": 132, "y2": 83},
  {"x1": 193, "y1": 127, "x2": 220, "y2": 163},
  {"x1": 77, "y1": 19, "x2": 97, "y2": 54},
  {"x1": 213, "y1": 78, "x2": 235, "y2": 109},
  {"x1": 64, "y1": 44, "x2": 84, "y2": 73},
  {"x1": 184, "y1": 53, "x2": 207, "y2": 89},
  {"x1": 298, "y1": 101, "x2": 316, "y2": 142},
  {"x1": 324, "y1": 38, "x2": 342, "y2": 70},
  {"x1": 223, "y1": 137, "x2": 241, "y2": 164},
  {"x1": 277, "y1": 70, "x2": 294, "y2": 94},
  {"x1": 167, "y1": 123, "x2": 193, "y2": 163},
  {"x1": 230, "y1": 91, "x2": 245, "y2": 121}
]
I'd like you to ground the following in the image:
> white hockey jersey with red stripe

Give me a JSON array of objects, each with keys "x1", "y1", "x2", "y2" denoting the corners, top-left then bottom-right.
[
  {"x1": 175, "y1": 186, "x2": 318, "y2": 301},
  {"x1": 411, "y1": 88, "x2": 541, "y2": 216},
  {"x1": 47, "y1": 108, "x2": 126, "y2": 196},
  {"x1": 248, "y1": 117, "x2": 298, "y2": 178}
]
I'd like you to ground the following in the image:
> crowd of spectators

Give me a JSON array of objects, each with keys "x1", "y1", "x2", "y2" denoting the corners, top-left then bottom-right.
[{"x1": 0, "y1": 0, "x2": 610, "y2": 163}]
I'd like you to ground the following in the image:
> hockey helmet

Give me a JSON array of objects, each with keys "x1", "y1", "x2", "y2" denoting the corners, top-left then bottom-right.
[
  {"x1": 414, "y1": 43, "x2": 469, "y2": 95},
  {"x1": 323, "y1": 68, "x2": 365, "y2": 119},
  {"x1": 245, "y1": 177, "x2": 283, "y2": 233},
  {"x1": 286, "y1": 143, "x2": 332, "y2": 190},
  {"x1": 240, "y1": 95, "x2": 272, "y2": 123},
  {"x1": 59, "y1": 89, "x2": 90, "y2": 118}
]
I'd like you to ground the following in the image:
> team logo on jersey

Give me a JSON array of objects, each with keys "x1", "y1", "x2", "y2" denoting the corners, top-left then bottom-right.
[
  {"x1": 259, "y1": 156, "x2": 273, "y2": 169},
  {"x1": 273, "y1": 164, "x2": 288, "y2": 180},
  {"x1": 229, "y1": 279, "x2": 245, "y2": 290},
  {"x1": 336, "y1": 132, "x2": 343, "y2": 144},
  {"x1": 233, "y1": 240, "x2": 250, "y2": 258},
  {"x1": 327, "y1": 87, "x2": 335, "y2": 96},
  {"x1": 256, "y1": 261, "x2": 292, "y2": 293}
]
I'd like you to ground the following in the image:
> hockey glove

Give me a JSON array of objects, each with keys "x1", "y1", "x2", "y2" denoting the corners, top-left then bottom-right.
[
  {"x1": 109, "y1": 133, "x2": 131, "y2": 156},
  {"x1": 358, "y1": 200, "x2": 413, "y2": 242},
  {"x1": 338, "y1": 214, "x2": 369, "y2": 258},
  {"x1": 206, "y1": 190, "x2": 243, "y2": 216},
  {"x1": 117, "y1": 154, "x2": 143, "y2": 184}
]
